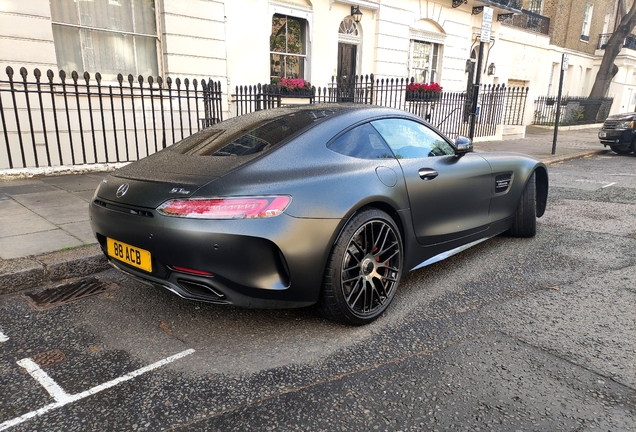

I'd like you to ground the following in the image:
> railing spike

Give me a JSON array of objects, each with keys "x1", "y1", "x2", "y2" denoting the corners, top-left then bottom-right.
[
  {"x1": 47, "y1": 69, "x2": 54, "y2": 82},
  {"x1": 83, "y1": 71, "x2": 90, "y2": 83},
  {"x1": 95, "y1": 72, "x2": 102, "y2": 84}
]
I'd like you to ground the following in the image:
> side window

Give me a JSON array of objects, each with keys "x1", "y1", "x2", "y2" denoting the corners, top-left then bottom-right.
[
  {"x1": 371, "y1": 118, "x2": 454, "y2": 159},
  {"x1": 328, "y1": 123, "x2": 395, "y2": 160}
]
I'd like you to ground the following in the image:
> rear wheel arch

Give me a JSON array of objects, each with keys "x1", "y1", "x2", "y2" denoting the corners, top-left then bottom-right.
[{"x1": 336, "y1": 201, "x2": 406, "y2": 249}]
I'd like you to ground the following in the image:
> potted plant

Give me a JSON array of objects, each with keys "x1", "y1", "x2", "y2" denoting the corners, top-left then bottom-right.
[
  {"x1": 269, "y1": 77, "x2": 314, "y2": 96},
  {"x1": 406, "y1": 82, "x2": 443, "y2": 101}
]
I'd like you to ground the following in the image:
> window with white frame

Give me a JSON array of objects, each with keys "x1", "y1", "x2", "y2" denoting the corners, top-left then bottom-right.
[
  {"x1": 270, "y1": 14, "x2": 308, "y2": 81},
  {"x1": 409, "y1": 40, "x2": 440, "y2": 83},
  {"x1": 527, "y1": 0, "x2": 543, "y2": 15},
  {"x1": 50, "y1": 0, "x2": 158, "y2": 80},
  {"x1": 581, "y1": 3, "x2": 594, "y2": 41}
]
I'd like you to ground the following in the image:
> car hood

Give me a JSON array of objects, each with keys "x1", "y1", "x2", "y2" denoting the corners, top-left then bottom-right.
[{"x1": 605, "y1": 112, "x2": 636, "y2": 122}]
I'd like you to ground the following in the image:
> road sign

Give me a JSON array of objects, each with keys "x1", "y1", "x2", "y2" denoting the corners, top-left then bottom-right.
[{"x1": 480, "y1": 7, "x2": 493, "y2": 42}]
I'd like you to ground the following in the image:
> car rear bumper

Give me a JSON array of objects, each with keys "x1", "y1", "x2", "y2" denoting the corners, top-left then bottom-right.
[{"x1": 90, "y1": 198, "x2": 342, "y2": 308}]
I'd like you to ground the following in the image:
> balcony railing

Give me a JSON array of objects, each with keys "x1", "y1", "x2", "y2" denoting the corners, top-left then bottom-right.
[
  {"x1": 477, "y1": 0, "x2": 523, "y2": 12},
  {"x1": 597, "y1": 33, "x2": 636, "y2": 50},
  {"x1": 501, "y1": 9, "x2": 550, "y2": 35}
]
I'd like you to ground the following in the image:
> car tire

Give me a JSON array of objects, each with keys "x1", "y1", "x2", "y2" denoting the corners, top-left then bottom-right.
[
  {"x1": 318, "y1": 208, "x2": 403, "y2": 325},
  {"x1": 507, "y1": 172, "x2": 537, "y2": 238},
  {"x1": 610, "y1": 144, "x2": 632, "y2": 155}
]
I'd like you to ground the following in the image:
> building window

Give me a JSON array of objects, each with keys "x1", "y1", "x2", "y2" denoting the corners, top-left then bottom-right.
[
  {"x1": 527, "y1": 0, "x2": 543, "y2": 15},
  {"x1": 270, "y1": 14, "x2": 308, "y2": 81},
  {"x1": 50, "y1": 0, "x2": 158, "y2": 80},
  {"x1": 581, "y1": 3, "x2": 594, "y2": 41},
  {"x1": 339, "y1": 16, "x2": 359, "y2": 37},
  {"x1": 409, "y1": 40, "x2": 440, "y2": 83}
]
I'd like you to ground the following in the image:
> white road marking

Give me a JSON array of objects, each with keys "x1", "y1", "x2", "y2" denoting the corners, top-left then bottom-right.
[
  {"x1": 0, "y1": 349, "x2": 195, "y2": 431},
  {"x1": 16, "y1": 359, "x2": 71, "y2": 403},
  {"x1": 602, "y1": 182, "x2": 616, "y2": 188},
  {"x1": 0, "y1": 330, "x2": 8, "y2": 342}
]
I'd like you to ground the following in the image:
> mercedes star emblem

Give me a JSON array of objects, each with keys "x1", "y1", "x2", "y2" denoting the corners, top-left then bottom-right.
[{"x1": 116, "y1": 183, "x2": 130, "y2": 198}]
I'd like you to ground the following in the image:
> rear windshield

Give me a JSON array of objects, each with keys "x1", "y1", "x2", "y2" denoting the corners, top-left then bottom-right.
[{"x1": 170, "y1": 109, "x2": 337, "y2": 157}]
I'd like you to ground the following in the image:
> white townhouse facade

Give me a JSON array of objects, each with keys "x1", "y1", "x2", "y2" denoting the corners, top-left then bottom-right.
[{"x1": 0, "y1": 0, "x2": 632, "y2": 119}]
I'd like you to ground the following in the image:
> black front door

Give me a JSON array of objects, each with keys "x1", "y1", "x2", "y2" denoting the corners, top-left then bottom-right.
[
  {"x1": 337, "y1": 43, "x2": 357, "y2": 102},
  {"x1": 337, "y1": 43, "x2": 356, "y2": 77}
]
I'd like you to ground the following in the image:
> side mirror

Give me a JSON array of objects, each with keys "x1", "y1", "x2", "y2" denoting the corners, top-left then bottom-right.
[{"x1": 455, "y1": 136, "x2": 473, "y2": 155}]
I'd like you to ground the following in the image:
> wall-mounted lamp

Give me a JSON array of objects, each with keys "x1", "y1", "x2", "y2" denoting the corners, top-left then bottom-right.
[
  {"x1": 351, "y1": 5, "x2": 363, "y2": 24},
  {"x1": 487, "y1": 62, "x2": 496, "y2": 75}
]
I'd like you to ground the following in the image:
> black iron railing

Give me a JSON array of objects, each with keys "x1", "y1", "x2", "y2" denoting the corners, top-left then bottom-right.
[
  {"x1": 501, "y1": 9, "x2": 550, "y2": 35},
  {"x1": 232, "y1": 75, "x2": 529, "y2": 140},
  {"x1": 0, "y1": 66, "x2": 223, "y2": 169},
  {"x1": 597, "y1": 33, "x2": 636, "y2": 50},
  {"x1": 533, "y1": 96, "x2": 613, "y2": 126}
]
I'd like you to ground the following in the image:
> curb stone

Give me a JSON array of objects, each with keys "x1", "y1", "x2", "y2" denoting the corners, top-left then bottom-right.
[
  {"x1": 0, "y1": 244, "x2": 109, "y2": 296},
  {"x1": 543, "y1": 149, "x2": 609, "y2": 165}
]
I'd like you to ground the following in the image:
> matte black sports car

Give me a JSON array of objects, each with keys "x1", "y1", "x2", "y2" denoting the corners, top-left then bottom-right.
[{"x1": 90, "y1": 105, "x2": 548, "y2": 325}]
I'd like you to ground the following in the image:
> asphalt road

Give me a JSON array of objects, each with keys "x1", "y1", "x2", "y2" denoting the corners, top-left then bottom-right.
[{"x1": 1, "y1": 153, "x2": 635, "y2": 431}]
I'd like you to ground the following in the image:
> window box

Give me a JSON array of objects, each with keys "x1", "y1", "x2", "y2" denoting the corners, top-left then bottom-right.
[{"x1": 405, "y1": 91, "x2": 441, "y2": 102}]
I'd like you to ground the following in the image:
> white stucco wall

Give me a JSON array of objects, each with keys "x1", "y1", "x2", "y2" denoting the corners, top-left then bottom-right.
[
  {"x1": 161, "y1": 0, "x2": 228, "y2": 82},
  {"x1": 0, "y1": 0, "x2": 57, "y2": 75}
]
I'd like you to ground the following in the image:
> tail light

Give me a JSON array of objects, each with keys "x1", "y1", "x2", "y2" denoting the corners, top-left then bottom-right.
[{"x1": 157, "y1": 196, "x2": 291, "y2": 219}]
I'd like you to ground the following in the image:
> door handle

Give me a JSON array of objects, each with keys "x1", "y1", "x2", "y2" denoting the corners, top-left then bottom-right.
[{"x1": 418, "y1": 168, "x2": 438, "y2": 180}]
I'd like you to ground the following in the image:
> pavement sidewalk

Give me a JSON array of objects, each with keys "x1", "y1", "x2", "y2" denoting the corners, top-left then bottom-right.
[{"x1": 0, "y1": 125, "x2": 607, "y2": 295}]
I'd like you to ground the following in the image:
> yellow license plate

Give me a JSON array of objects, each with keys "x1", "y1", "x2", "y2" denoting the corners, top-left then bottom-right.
[{"x1": 107, "y1": 238, "x2": 152, "y2": 273}]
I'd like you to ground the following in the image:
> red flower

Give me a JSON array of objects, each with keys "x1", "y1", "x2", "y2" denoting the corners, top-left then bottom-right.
[
  {"x1": 277, "y1": 78, "x2": 311, "y2": 91},
  {"x1": 406, "y1": 82, "x2": 443, "y2": 93}
]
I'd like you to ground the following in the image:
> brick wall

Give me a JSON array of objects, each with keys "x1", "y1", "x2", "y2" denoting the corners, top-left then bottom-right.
[{"x1": 540, "y1": 0, "x2": 616, "y2": 54}]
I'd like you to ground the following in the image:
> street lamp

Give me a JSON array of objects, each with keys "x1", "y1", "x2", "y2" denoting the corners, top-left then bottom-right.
[
  {"x1": 351, "y1": 5, "x2": 363, "y2": 24},
  {"x1": 487, "y1": 62, "x2": 496, "y2": 75}
]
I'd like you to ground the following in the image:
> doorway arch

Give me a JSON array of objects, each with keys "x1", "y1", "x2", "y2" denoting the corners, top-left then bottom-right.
[{"x1": 337, "y1": 16, "x2": 361, "y2": 78}]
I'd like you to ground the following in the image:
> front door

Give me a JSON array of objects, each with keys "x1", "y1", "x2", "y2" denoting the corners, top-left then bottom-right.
[
  {"x1": 337, "y1": 43, "x2": 357, "y2": 102},
  {"x1": 371, "y1": 118, "x2": 492, "y2": 246},
  {"x1": 337, "y1": 42, "x2": 356, "y2": 77}
]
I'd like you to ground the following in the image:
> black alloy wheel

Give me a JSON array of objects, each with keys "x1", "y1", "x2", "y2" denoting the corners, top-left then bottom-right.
[{"x1": 319, "y1": 208, "x2": 403, "y2": 325}]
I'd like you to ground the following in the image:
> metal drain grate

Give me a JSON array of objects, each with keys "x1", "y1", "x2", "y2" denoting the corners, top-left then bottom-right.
[
  {"x1": 31, "y1": 349, "x2": 67, "y2": 367},
  {"x1": 25, "y1": 277, "x2": 117, "y2": 310}
]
